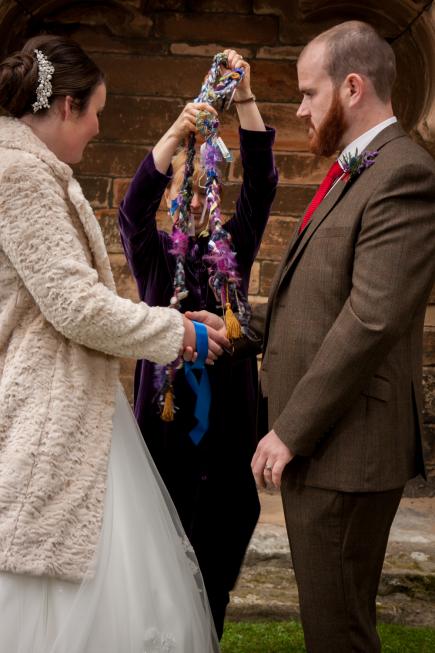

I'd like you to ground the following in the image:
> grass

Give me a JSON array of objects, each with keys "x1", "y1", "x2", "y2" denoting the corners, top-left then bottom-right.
[{"x1": 221, "y1": 620, "x2": 435, "y2": 652}]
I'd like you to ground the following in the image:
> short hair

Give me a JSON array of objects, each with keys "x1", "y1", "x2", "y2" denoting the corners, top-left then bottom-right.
[
  {"x1": 0, "y1": 34, "x2": 104, "y2": 118},
  {"x1": 305, "y1": 21, "x2": 396, "y2": 102}
]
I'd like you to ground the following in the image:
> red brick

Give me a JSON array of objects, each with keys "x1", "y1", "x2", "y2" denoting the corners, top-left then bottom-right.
[
  {"x1": 69, "y1": 26, "x2": 168, "y2": 55},
  {"x1": 99, "y1": 96, "x2": 307, "y2": 152},
  {"x1": 257, "y1": 45, "x2": 303, "y2": 60},
  {"x1": 109, "y1": 253, "x2": 139, "y2": 302},
  {"x1": 76, "y1": 176, "x2": 111, "y2": 208},
  {"x1": 92, "y1": 54, "x2": 213, "y2": 97},
  {"x1": 423, "y1": 367, "x2": 435, "y2": 423},
  {"x1": 249, "y1": 294, "x2": 268, "y2": 305},
  {"x1": 260, "y1": 260, "x2": 280, "y2": 295},
  {"x1": 95, "y1": 209, "x2": 123, "y2": 254},
  {"x1": 154, "y1": 13, "x2": 278, "y2": 45},
  {"x1": 230, "y1": 151, "x2": 332, "y2": 184},
  {"x1": 249, "y1": 261, "x2": 260, "y2": 294},
  {"x1": 156, "y1": 209, "x2": 172, "y2": 232},
  {"x1": 75, "y1": 142, "x2": 149, "y2": 177},
  {"x1": 219, "y1": 103, "x2": 308, "y2": 152},
  {"x1": 221, "y1": 180, "x2": 312, "y2": 217},
  {"x1": 186, "y1": 0, "x2": 251, "y2": 12},
  {"x1": 257, "y1": 216, "x2": 298, "y2": 260},
  {"x1": 424, "y1": 328, "x2": 435, "y2": 366},
  {"x1": 170, "y1": 43, "x2": 253, "y2": 58},
  {"x1": 97, "y1": 96, "x2": 182, "y2": 144},
  {"x1": 113, "y1": 178, "x2": 132, "y2": 208},
  {"x1": 249, "y1": 59, "x2": 299, "y2": 102},
  {"x1": 253, "y1": 0, "x2": 320, "y2": 44},
  {"x1": 145, "y1": 0, "x2": 185, "y2": 10},
  {"x1": 272, "y1": 185, "x2": 314, "y2": 215},
  {"x1": 45, "y1": 3, "x2": 152, "y2": 38},
  {"x1": 426, "y1": 305, "x2": 435, "y2": 328}
]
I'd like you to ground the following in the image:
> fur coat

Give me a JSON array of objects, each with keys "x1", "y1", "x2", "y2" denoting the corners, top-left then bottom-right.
[{"x1": 0, "y1": 117, "x2": 184, "y2": 581}]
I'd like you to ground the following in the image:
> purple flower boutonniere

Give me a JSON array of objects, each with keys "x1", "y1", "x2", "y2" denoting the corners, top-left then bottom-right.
[{"x1": 341, "y1": 149, "x2": 379, "y2": 183}]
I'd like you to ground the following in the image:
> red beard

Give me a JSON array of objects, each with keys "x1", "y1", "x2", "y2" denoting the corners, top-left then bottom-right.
[{"x1": 307, "y1": 91, "x2": 347, "y2": 157}]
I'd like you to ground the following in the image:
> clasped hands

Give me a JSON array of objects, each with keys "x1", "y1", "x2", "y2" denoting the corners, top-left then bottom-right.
[
  {"x1": 184, "y1": 310, "x2": 294, "y2": 489},
  {"x1": 181, "y1": 312, "x2": 229, "y2": 365}
]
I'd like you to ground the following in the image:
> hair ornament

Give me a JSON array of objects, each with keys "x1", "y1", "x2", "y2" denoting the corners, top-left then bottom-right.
[{"x1": 32, "y1": 49, "x2": 54, "y2": 113}]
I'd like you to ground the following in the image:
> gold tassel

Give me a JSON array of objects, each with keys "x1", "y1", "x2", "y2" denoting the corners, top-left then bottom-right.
[
  {"x1": 224, "y1": 302, "x2": 242, "y2": 340},
  {"x1": 161, "y1": 386, "x2": 175, "y2": 422}
]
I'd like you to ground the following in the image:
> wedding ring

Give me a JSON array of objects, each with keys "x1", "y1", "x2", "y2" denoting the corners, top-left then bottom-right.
[{"x1": 265, "y1": 464, "x2": 273, "y2": 471}]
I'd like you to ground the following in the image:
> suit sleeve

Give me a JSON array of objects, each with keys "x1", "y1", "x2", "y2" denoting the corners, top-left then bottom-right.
[
  {"x1": 0, "y1": 163, "x2": 184, "y2": 364},
  {"x1": 273, "y1": 159, "x2": 435, "y2": 455},
  {"x1": 118, "y1": 151, "x2": 171, "y2": 280}
]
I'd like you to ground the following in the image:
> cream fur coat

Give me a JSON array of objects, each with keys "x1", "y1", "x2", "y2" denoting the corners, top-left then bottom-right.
[{"x1": 0, "y1": 117, "x2": 184, "y2": 581}]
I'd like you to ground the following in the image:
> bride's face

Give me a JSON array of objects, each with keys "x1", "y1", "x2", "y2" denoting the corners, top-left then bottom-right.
[{"x1": 60, "y1": 82, "x2": 106, "y2": 164}]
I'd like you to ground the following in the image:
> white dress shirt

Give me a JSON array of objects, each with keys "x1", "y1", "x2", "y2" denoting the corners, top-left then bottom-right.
[{"x1": 338, "y1": 116, "x2": 398, "y2": 168}]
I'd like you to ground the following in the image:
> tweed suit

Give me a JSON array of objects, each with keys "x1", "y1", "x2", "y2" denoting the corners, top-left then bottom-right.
[
  {"x1": 261, "y1": 123, "x2": 435, "y2": 490},
  {"x1": 257, "y1": 122, "x2": 435, "y2": 652}
]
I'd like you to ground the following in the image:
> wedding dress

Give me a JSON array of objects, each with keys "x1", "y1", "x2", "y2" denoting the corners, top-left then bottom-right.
[{"x1": 0, "y1": 385, "x2": 220, "y2": 653}]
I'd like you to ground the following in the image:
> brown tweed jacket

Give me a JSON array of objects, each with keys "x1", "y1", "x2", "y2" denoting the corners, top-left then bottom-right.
[{"x1": 257, "y1": 123, "x2": 435, "y2": 492}]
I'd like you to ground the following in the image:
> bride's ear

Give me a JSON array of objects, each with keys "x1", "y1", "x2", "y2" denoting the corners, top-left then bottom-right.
[{"x1": 60, "y1": 95, "x2": 75, "y2": 121}]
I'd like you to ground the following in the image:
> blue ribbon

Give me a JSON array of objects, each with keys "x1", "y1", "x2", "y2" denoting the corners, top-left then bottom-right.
[{"x1": 184, "y1": 321, "x2": 211, "y2": 445}]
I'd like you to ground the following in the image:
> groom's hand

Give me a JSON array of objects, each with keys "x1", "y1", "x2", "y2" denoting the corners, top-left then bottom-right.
[
  {"x1": 251, "y1": 429, "x2": 294, "y2": 489},
  {"x1": 185, "y1": 311, "x2": 230, "y2": 363},
  {"x1": 185, "y1": 310, "x2": 225, "y2": 333},
  {"x1": 182, "y1": 313, "x2": 229, "y2": 364}
]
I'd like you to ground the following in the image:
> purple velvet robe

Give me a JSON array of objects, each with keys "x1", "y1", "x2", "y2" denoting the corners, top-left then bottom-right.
[{"x1": 118, "y1": 126, "x2": 277, "y2": 636}]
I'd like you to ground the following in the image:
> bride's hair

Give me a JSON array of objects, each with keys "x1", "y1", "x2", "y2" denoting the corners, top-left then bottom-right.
[{"x1": 0, "y1": 34, "x2": 104, "y2": 118}]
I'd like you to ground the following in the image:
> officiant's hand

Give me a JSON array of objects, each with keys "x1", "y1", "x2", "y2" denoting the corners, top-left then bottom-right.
[{"x1": 251, "y1": 429, "x2": 294, "y2": 489}]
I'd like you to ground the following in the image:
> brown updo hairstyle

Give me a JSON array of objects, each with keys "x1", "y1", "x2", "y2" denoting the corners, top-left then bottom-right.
[{"x1": 0, "y1": 34, "x2": 104, "y2": 118}]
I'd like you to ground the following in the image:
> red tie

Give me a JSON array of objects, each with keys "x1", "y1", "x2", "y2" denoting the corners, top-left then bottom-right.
[{"x1": 298, "y1": 160, "x2": 343, "y2": 233}]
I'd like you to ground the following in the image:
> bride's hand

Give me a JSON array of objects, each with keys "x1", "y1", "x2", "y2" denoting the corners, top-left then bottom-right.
[{"x1": 182, "y1": 315, "x2": 229, "y2": 364}]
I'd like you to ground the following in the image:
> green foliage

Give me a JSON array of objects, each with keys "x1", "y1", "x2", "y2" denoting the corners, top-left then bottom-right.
[{"x1": 221, "y1": 620, "x2": 435, "y2": 653}]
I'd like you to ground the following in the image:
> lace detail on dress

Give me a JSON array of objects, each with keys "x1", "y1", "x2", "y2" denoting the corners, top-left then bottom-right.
[
  {"x1": 180, "y1": 533, "x2": 200, "y2": 575},
  {"x1": 144, "y1": 627, "x2": 176, "y2": 652}
]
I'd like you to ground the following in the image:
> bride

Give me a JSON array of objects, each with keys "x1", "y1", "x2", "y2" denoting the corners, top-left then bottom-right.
[{"x1": 0, "y1": 34, "x2": 223, "y2": 652}]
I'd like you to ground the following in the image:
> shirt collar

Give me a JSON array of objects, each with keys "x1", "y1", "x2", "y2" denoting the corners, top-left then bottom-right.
[{"x1": 338, "y1": 116, "x2": 398, "y2": 169}]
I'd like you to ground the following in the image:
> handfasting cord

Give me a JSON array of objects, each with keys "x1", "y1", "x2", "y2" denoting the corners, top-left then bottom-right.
[{"x1": 158, "y1": 52, "x2": 248, "y2": 426}]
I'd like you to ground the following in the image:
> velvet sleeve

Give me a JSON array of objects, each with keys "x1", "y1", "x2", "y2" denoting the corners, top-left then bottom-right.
[
  {"x1": 118, "y1": 152, "x2": 172, "y2": 280},
  {"x1": 225, "y1": 126, "x2": 278, "y2": 268}
]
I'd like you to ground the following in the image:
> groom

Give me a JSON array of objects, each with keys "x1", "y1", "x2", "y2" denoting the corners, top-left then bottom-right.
[
  {"x1": 248, "y1": 20, "x2": 435, "y2": 653},
  {"x1": 190, "y1": 18, "x2": 435, "y2": 653}
]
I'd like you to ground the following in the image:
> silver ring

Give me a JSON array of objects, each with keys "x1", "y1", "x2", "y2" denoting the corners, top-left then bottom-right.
[{"x1": 265, "y1": 464, "x2": 273, "y2": 471}]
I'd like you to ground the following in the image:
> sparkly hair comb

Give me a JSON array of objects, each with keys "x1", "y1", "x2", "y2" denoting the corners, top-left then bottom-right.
[{"x1": 32, "y1": 49, "x2": 54, "y2": 113}]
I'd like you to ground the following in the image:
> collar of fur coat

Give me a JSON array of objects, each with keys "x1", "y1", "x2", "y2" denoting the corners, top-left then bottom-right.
[
  {"x1": 0, "y1": 115, "x2": 73, "y2": 183},
  {"x1": 0, "y1": 116, "x2": 116, "y2": 291}
]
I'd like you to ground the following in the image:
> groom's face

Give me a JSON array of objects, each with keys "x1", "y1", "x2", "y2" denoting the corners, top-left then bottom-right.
[{"x1": 296, "y1": 42, "x2": 348, "y2": 157}]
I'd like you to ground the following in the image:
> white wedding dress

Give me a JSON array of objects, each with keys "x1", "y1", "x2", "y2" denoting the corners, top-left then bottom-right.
[{"x1": 0, "y1": 385, "x2": 220, "y2": 653}]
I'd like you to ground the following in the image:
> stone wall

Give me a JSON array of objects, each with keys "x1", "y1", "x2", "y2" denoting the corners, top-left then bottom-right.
[{"x1": 0, "y1": 0, "x2": 434, "y2": 489}]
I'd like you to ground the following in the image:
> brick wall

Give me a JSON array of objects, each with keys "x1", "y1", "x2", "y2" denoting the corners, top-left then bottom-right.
[{"x1": 0, "y1": 0, "x2": 434, "y2": 489}]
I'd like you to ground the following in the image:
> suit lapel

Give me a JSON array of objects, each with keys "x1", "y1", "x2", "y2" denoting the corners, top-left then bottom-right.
[
  {"x1": 279, "y1": 175, "x2": 349, "y2": 284},
  {"x1": 263, "y1": 122, "x2": 407, "y2": 345}
]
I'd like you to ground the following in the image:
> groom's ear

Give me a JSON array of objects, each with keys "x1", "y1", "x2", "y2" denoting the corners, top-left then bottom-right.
[{"x1": 343, "y1": 73, "x2": 364, "y2": 108}]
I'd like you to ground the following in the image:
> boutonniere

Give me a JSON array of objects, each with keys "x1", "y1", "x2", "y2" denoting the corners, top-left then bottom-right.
[{"x1": 341, "y1": 149, "x2": 379, "y2": 182}]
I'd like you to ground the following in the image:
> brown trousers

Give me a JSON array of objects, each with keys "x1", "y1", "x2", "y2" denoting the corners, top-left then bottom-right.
[{"x1": 282, "y1": 473, "x2": 403, "y2": 653}]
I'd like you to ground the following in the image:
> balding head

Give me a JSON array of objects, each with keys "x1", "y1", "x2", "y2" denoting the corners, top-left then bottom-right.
[{"x1": 301, "y1": 21, "x2": 396, "y2": 103}]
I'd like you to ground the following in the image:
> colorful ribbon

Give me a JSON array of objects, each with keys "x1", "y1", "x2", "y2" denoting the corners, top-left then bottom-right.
[{"x1": 184, "y1": 321, "x2": 211, "y2": 445}]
